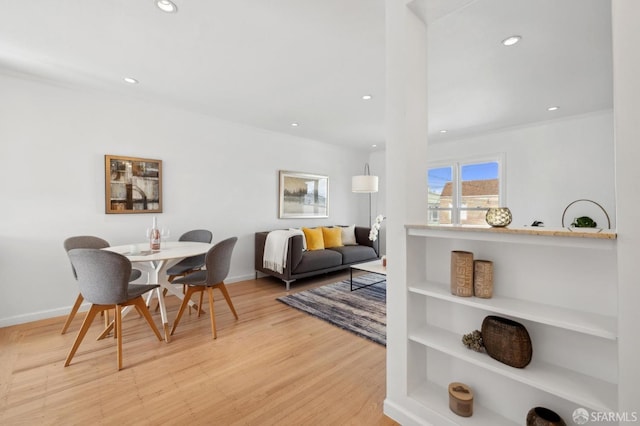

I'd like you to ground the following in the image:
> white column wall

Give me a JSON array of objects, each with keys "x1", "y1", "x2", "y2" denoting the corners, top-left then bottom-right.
[
  {"x1": 0, "y1": 74, "x2": 370, "y2": 326},
  {"x1": 612, "y1": 0, "x2": 640, "y2": 412},
  {"x1": 384, "y1": 0, "x2": 428, "y2": 421}
]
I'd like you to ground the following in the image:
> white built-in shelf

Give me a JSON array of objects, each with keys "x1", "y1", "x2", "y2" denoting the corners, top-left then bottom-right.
[
  {"x1": 409, "y1": 381, "x2": 517, "y2": 426},
  {"x1": 406, "y1": 225, "x2": 616, "y2": 249},
  {"x1": 409, "y1": 325, "x2": 617, "y2": 413},
  {"x1": 409, "y1": 281, "x2": 617, "y2": 340}
]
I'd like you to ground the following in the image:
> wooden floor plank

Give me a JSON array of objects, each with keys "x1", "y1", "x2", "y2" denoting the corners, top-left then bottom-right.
[{"x1": 0, "y1": 271, "x2": 396, "y2": 425}]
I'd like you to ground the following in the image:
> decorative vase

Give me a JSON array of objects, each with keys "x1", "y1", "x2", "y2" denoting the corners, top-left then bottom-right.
[
  {"x1": 473, "y1": 260, "x2": 493, "y2": 298},
  {"x1": 486, "y1": 207, "x2": 512, "y2": 227},
  {"x1": 526, "y1": 407, "x2": 567, "y2": 426},
  {"x1": 481, "y1": 315, "x2": 532, "y2": 368},
  {"x1": 450, "y1": 251, "x2": 474, "y2": 297}
]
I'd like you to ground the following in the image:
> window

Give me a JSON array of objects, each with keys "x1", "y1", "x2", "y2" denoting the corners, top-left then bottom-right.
[{"x1": 428, "y1": 156, "x2": 504, "y2": 225}]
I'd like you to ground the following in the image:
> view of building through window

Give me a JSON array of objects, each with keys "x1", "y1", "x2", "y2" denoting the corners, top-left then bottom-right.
[{"x1": 428, "y1": 161, "x2": 500, "y2": 225}]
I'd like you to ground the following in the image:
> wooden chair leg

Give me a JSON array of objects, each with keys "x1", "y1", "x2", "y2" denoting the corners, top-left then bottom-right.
[
  {"x1": 197, "y1": 291, "x2": 204, "y2": 318},
  {"x1": 64, "y1": 305, "x2": 101, "y2": 367},
  {"x1": 116, "y1": 305, "x2": 123, "y2": 370},
  {"x1": 97, "y1": 320, "x2": 114, "y2": 341},
  {"x1": 207, "y1": 287, "x2": 217, "y2": 339},
  {"x1": 216, "y1": 283, "x2": 239, "y2": 320},
  {"x1": 132, "y1": 297, "x2": 162, "y2": 341},
  {"x1": 61, "y1": 293, "x2": 84, "y2": 334},
  {"x1": 171, "y1": 286, "x2": 199, "y2": 336}
]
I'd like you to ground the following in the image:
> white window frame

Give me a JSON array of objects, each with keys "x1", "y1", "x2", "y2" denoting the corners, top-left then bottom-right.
[{"x1": 427, "y1": 153, "x2": 506, "y2": 225}]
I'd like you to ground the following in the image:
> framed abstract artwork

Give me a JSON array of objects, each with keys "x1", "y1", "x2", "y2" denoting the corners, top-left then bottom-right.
[
  {"x1": 278, "y1": 170, "x2": 329, "y2": 218},
  {"x1": 105, "y1": 155, "x2": 163, "y2": 214}
]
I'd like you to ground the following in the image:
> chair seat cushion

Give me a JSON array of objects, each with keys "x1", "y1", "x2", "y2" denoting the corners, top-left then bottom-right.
[
  {"x1": 166, "y1": 255, "x2": 205, "y2": 275},
  {"x1": 172, "y1": 270, "x2": 207, "y2": 285},
  {"x1": 293, "y1": 249, "x2": 342, "y2": 274},
  {"x1": 327, "y1": 246, "x2": 377, "y2": 264},
  {"x1": 127, "y1": 284, "x2": 160, "y2": 299}
]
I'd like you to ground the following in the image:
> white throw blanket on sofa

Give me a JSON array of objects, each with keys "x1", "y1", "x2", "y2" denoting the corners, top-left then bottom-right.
[{"x1": 263, "y1": 230, "x2": 299, "y2": 274}]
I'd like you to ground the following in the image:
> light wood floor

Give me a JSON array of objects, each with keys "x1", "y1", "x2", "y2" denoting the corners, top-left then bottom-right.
[{"x1": 0, "y1": 271, "x2": 396, "y2": 425}]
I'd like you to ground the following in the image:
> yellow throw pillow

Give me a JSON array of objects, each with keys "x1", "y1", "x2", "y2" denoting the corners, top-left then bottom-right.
[
  {"x1": 302, "y1": 227, "x2": 324, "y2": 250},
  {"x1": 322, "y1": 227, "x2": 343, "y2": 248}
]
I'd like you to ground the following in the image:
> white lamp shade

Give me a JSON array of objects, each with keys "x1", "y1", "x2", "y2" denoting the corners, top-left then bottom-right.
[{"x1": 352, "y1": 175, "x2": 379, "y2": 193}]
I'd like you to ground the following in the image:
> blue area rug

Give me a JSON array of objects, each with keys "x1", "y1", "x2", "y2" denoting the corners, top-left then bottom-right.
[{"x1": 277, "y1": 274, "x2": 386, "y2": 346}]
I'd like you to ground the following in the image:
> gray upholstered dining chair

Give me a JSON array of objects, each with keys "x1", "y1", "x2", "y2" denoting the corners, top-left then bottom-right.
[
  {"x1": 61, "y1": 236, "x2": 143, "y2": 334},
  {"x1": 156, "y1": 229, "x2": 213, "y2": 314},
  {"x1": 64, "y1": 248, "x2": 162, "y2": 370},
  {"x1": 166, "y1": 229, "x2": 213, "y2": 281},
  {"x1": 170, "y1": 237, "x2": 238, "y2": 339}
]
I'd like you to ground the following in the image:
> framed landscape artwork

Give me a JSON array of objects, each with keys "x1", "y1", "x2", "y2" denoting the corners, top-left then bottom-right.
[
  {"x1": 279, "y1": 170, "x2": 329, "y2": 218},
  {"x1": 105, "y1": 155, "x2": 163, "y2": 214}
]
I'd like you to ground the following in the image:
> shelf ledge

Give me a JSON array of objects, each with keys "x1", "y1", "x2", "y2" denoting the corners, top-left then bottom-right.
[
  {"x1": 409, "y1": 281, "x2": 617, "y2": 340},
  {"x1": 406, "y1": 224, "x2": 616, "y2": 239},
  {"x1": 409, "y1": 325, "x2": 617, "y2": 413}
]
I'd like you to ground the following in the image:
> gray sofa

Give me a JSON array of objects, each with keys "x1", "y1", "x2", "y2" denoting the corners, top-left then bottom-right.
[{"x1": 255, "y1": 226, "x2": 379, "y2": 290}]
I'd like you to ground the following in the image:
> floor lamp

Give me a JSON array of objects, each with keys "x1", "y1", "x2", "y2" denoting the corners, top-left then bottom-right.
[{"x1": 352, "y1": 163, "x2": 379, "y2": 227}]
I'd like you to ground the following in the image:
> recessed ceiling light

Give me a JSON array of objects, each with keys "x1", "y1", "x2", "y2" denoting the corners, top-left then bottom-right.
[
  {"x1": 156, "y1": 0, "x2": 178, "y2": 13},
  {"x1": 372, "y1": 144, "x2": 377, "y2": 148},
  {"x1": 362, "y1": 95, "x2": 373, "y2": 100},
  {"x1": 290, "y1": 122, "x2": 299, "y2": 127},
  {"x1": 440, "y1": 130, "x2": 448, "y2": 134},
  {"x1": 123, "y1": 77, "x2": 138, "y2": 84},
  {"x1": 547, "y1": 106, "x2": 559, "y2": 111},
  {"x1": 502, "y1": 35, "x2": 522, "y2": 46}
]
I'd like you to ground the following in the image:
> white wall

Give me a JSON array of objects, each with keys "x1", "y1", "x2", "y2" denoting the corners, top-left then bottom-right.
[
  {"x1": 0, "y1": 74, "x2": 370, "y2": 326},
  {"x1": 427, "y1": 111, "x2": 616, "y2": 229}
]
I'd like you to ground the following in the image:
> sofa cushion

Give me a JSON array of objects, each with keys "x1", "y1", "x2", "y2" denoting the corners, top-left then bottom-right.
[
  {"x1": 340, "y1": 224, "x2": 357, "y2": 245},
  {"x1": 327, "y1": 245, "x2": 378, "y2": 264},
  {"x1": 293, "y1": 249, "x2": 342, "y2": 274},
  {"x1": 302, "y1": 227, "x2": 324, "y2": 250},
  {"x1": 322, "y1": 227, "x2": 343, "y2": 248}
]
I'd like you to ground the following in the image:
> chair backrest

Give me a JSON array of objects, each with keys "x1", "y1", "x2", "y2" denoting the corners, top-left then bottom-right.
[
  {"x1": 205, "y1": 237, "x2": 237, "y2": 284},
  {"x1": 63, "y1": 236, "x2": 111, "y2": 279},
  {"x1": 179, "y1": 229, "x2": 213, "y2": 243},
  {"x1": 64, "y1": 235, "x2": 110, "y2": 251},
  {"x1": 67, "y1": 249, "x2": 132, "y2": 305}
]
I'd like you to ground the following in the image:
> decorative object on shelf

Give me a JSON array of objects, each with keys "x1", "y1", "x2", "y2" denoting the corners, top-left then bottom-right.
[
  {"x1": 279, "y1": 170, "x2": 329, "y2": 219},
  {"x1": 531, "y1": 220, "x2": 544, "y2": 227},
  {"x1": 369, "y1": 214, "x2": 385, "y2": 241},
  {"x1": 481, "y1": 315, "x2": 532, "y2": 368},
  {"x1": 571, "y1": 216, "x2": 597, "y2": 228},
  {"x1": 448, "y1": 382, "x2": 473, "y2": 417},
  {"x1": 462, "y1": 330, "x2": 483, "y2": 352},
  {"x1": 105, "y1": 154, "x2": 163, "y2": 214},
  {"x1": 561, "y1": 199, "x2": 611, "y2": 231},
  {"x1": 473, "y1": 260, "x2": 493, "y2": 298},
  {"x1": 485, "y1": 207, "x2": 512, "y2": 227},
  {"x1": 526, "y1": 407, "x2": 567, "y2": 426},
  {"x1": 450, "y1": 251, "x2": 474, "y2": 297}
]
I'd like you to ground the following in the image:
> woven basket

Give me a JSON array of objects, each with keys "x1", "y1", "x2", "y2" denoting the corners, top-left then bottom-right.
[{"x1": 481, "y1": 315, "x2": 532, "y2": 368}]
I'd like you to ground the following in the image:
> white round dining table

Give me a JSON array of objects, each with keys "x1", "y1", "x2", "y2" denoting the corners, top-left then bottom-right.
[{"x1": 104, "y1": 241, "x2": 213, "y2": 342}]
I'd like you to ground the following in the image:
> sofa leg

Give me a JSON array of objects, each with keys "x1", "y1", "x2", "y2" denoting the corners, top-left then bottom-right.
[{"x1": 284, "y1": 280, "x2": 294, "y2": 291}]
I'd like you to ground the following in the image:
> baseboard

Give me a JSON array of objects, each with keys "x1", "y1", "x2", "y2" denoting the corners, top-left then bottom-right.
[
  {"x1": 384, "y1": 398, "x2": 435, "y2": 426},
  {"x1": 1, "y1": 273, "x2": 257, "y2": 328},
  {"x1": 0, "y1": 302, "x2": 92, "y2": 328}
]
